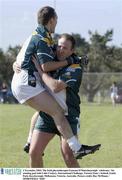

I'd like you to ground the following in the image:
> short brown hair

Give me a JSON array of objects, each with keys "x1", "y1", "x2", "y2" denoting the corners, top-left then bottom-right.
[
  {"x1": 37, "y1": 6, "x2": 57, "y2": 25},
  {"x1": 59, "y1": 33, "x2": 76, "y2": 49}
]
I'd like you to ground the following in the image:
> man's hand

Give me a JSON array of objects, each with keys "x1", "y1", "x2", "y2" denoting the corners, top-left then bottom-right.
[
  {"x1": 66, "y1": 53, "x2": 89, "y2": 66},
  {"x1": 66, "y1": 54, "x2": 81, "y2": 65},
  {"x1": 13, "y1": 62, "x2": 21, "y2": 73}
]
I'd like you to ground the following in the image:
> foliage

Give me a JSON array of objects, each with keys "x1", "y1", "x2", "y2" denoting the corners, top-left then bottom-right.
[
  {"x1": 0, "y1": 45, "x2": 21, "y2": 86},
  {"x1": 104, "y1": 46, "x2": 122, "y2": 72},
  {"x1": 0, "y1": 30, "x2": 122, "y2": 101},
  {"x1": 72, "y1": 30, "x2": 122, "y2": 102}
]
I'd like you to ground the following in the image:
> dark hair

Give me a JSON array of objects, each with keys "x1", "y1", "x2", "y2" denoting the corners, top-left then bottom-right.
[
  {"x1": 37, "y1": 6, "x2": 57, "y2": 25},
  {"x1": 59, "y1": 33, "x2": 76, "y2": 49},
  {"x1": 113, "y1": 81, "x2": 117, "y2": 85}
]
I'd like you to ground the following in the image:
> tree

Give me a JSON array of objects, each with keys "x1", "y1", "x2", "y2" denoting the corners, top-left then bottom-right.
[
  {"x1": 72, "y1": 33, "x2": 89, "y2": 55},
  {"x1": 0, "y1": 46, "x2": 21, "y2": 85},
  {"x1": 80, "y1": 30, "x2": 122, "y2": 102},
  {"x1": 0, "y1": 48, "x2": 6, "y2": 85},
  {"x1": 104, "y1": 46, "x2": 122, "y2": 72},
  {"x1": 0, "y1": 30, "x2": 122, "y2": 102}
]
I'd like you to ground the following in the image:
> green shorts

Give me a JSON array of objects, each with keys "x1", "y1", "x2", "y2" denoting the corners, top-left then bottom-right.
[{"x1": 35, "y1": 112, "x2": 80, "y2": 136}]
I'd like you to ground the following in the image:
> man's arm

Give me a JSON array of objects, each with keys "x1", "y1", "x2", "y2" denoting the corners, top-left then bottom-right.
[
  {"x1": 33, "y1": 59, "x2": 67, "y2": 93},
  {"x1": 13, "y1": 62, "x2": 21, "y2": 73},
  {"x1": 33, "y1": 56, "x2": 82, "y2": 93},
  {"x1": 41, "y1": 64, "x2": 83, "y2": 93},
  {"x1": 36, "y1": 55, "x2": 79, "y2": 72},
  {"x1": 36, "y1": 40, "x2": 80, "y2": 72},
  {"x1": 41, "y1": 60, "x2": 68, "y2": 72},
  {"x1": 43, "y1": 73, "x2": 67, "y2": 93},
  {"x1": 40, "y1": 55, "x2": 82, "y2": 72},
  {"x1": 36, "y1": 40, "x2": 69, "y2": 72}
]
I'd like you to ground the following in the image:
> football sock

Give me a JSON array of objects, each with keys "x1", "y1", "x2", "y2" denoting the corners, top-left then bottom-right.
[{"x1": 67, "y1": 136, "x2": 81, "y2": 152}]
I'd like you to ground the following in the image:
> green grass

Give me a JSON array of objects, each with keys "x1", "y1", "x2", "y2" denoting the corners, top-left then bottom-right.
[{"x1": 0, "y1": 103, "x2": 122, "y2": 168}]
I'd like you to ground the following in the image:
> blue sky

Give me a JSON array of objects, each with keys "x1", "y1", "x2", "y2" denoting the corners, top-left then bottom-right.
[{"x1": 0, "y1": 0, "x2": 122, "y2": 51}]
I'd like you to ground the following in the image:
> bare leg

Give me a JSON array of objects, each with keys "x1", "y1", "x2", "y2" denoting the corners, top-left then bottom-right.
[
  {"x1": 29, "y1": 130, "x2": 55, "y2": 167},
  {"x1": 26, "y1": 91, "x2": 76, "y2": 140},
  {"x1": 27, "y1": 112, "x2": 39, "y2": 143},
  {"x1": 60, "y1": 136, "x2": 80, "y2": 168}
]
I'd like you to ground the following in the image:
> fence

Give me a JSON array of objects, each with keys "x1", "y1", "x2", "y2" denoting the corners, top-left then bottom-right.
[
  {"x1": 0, "y1": 73, "x2": 122, "y2": 104},
  {"x1": 79, "y1": 72, "x2": 122, "y2": 104}
]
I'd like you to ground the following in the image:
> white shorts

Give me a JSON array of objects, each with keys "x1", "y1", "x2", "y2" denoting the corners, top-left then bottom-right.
[
  {"x1": 47, "y1": 87, "x2": 68, "y2": 115},
  {"x1": 111, "y1": 92, "x2": 118, "y2": 99},
  {"x1": 11, "y1": 70, "x2": 45, "y2": 104}
]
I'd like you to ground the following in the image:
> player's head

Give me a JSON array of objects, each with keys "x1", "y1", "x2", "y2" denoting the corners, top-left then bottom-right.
[
  {"x1": 57, "y1": 33, "x2": 75, "y2": 60},
  {"x1": 113, "y1": 81, "x2": 117, "y2": 86},
  {"x1": 37, "y1": 6, "x2": 57, "y2": 33}
]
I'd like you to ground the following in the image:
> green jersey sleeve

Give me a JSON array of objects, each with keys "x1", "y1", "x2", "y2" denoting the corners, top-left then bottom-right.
[
  {"x1": 59, "y1": 64, "x2": 83, "y2": 90},
  {"x1": 36, "y1": 40, "x2": 55, "y2": 64}
]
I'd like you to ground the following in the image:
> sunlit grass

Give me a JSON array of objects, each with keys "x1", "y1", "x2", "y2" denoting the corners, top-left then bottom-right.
[{"x1": 0, "y1": 103, "x2": 122, "y2": 167}]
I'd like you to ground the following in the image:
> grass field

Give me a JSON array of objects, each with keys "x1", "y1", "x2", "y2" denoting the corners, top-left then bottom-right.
[{"x1": 0, "y1": 103, "x2": 122, "y2": 168}]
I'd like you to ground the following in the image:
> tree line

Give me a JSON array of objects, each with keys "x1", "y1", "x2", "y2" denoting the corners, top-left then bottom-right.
[{"x1": 0, "y1": 30, "x2": 122, "y2": 102}]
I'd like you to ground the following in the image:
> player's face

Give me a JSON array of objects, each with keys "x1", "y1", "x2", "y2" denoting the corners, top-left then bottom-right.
[
  {"x1": 50, "y1": 15, "x2": 58, "y2": 33},
  {"x1": 57, "y1": 37, "x2": 74, "y2": 60}
]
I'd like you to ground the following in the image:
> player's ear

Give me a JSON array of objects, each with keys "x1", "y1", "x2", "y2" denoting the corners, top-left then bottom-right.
[{"x1": 71, "y1": 48, "x2": 75, "y2": 54}]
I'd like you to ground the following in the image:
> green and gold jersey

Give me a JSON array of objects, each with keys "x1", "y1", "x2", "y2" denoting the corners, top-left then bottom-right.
[
  {"x1": 17, "y1": 25, "x2": 55, "y2": 73},
  {"x1": 40, "y1": 63, "x2": 83, "y2": 123},
  {"x1": 54, "y1": 64, "x2": 83, "y2": 117}
]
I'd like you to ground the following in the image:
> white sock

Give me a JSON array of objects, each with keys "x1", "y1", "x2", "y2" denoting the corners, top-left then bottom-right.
[
  {"x1": 67, "y1": 136, "x2": 81, "y2": 152},
  {"x1": 27, "y1": 132, "x2": 32, "y2": 144}
]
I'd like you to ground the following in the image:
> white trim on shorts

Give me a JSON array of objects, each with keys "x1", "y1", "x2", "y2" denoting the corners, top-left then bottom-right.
[{"x1": 11, "y1": 70, "x2": 45, "y2": 104}]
